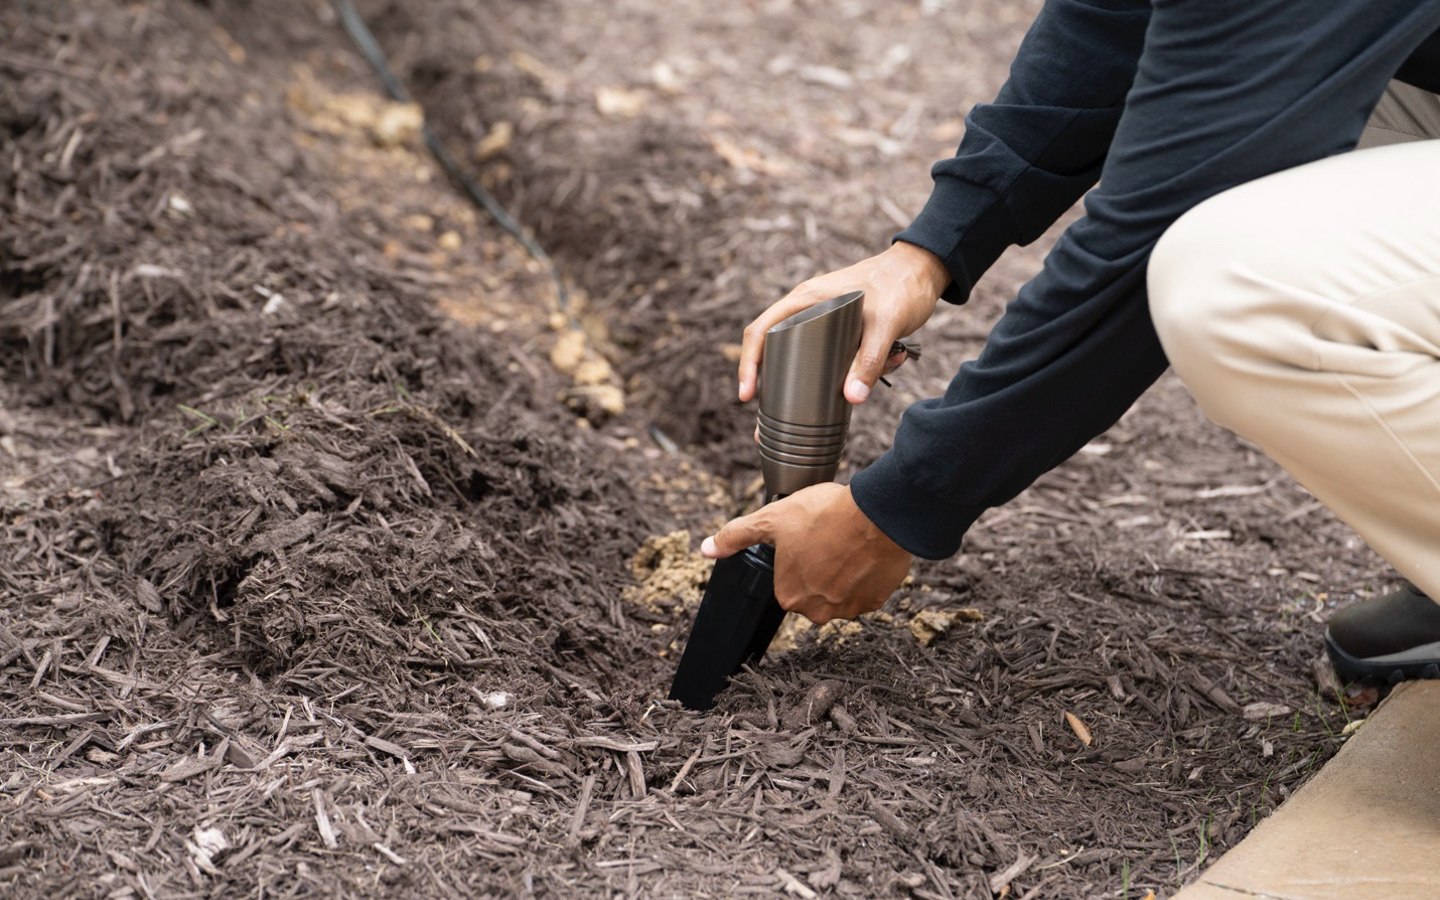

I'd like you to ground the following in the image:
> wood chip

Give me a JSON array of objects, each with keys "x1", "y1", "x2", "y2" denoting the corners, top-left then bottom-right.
[
  {"x1": 989, "y1": 852, "x2": 1037, "y2": 895},
  {"x1": 373, "y1": 842, "x2": 406, "y2": 865},
  {"x1": 807, "y1": 849, "x2": 842, "y2": 890},
  {"x1": 1242, "y1": 701, "x2": 1292, "y2": 721},
  {"x1": 568, "y1": 774, "x2": 596, "y2": 846},
  {"x1": 781, "y1": 680, "x2": 845, "y2": 730},
  {"x1": 1063, "y1": 712, "x2": 1093, "y2": 747},
  {"x1": 777, "y1": 866, "x2": 817, "y2": 898},
  {"x1": 867, "y1": 798, "x2": 910, "y2": 841},
  {"x1": 572, "y1": 736, "x2": 659, "y2": 753},
  {"x1": 160, "y1": 739, "x2": 227, "y2": 783},
  {"x1": 625, "y1": 749, "x2": 646, "y2": 799},
  {"x1": 363, "y1": 734, "x2": 408, "y2": 760},
  {"x1": 595, "y1": 86, "x2": 648, "y2": 118},
  {"x1": 313, "y1": 789, "x2": 337, "y2": 850}
]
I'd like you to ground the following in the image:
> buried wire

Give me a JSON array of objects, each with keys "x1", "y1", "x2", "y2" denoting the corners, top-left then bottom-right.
[{"x1": 331, "y1": 0, "x2": 571, "y2": 316}]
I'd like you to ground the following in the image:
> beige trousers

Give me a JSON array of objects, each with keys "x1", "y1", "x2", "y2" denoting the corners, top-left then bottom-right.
[{"x1": 1147, "y1": 88, "x2": 1440, "y2": 597}]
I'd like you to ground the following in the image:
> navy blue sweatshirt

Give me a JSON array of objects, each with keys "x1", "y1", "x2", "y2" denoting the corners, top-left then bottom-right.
[{"x1": 849, "y1": 0, "x2": 1440, "y2": 560}]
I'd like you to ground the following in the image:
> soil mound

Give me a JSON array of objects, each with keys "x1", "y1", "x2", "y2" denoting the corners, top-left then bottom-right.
[{"x1": 0, "y1": 0, "x2": 666, "y2": 706}]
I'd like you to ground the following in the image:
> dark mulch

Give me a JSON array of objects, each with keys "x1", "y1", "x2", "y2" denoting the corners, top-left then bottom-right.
[{"x1": 1, "y1": 1, "x2": 1391, "y2": 897}]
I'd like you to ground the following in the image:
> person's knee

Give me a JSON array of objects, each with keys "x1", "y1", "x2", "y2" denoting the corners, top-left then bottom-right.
[
  {"x1": 1147, "y1": 189, "x2": 1294, "y2": 434},
  {"x1": 1147, "y1": 191, "x2": 1280, "y2": 381},
  {"x1": 1150, "y1": 196, "x2": 1237, "y2": 359}
]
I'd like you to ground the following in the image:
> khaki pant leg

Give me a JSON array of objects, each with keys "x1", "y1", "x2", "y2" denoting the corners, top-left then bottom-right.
[{"x1": 1147, "y1": 138, "x2": 1440, "y2": 595}]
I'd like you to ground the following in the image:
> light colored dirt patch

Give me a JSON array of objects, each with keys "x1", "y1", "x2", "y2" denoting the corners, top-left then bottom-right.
[
  {"x1": 624, "y1": 530, "x2": 711, "y2": 612},
  {"x1": 287, "y1": 67, "x2": 629, "y2": 423},
  {"x1": 768, "y1": 615, "x2": 813, "y2": 653},
  {"x1": 549, "y1": 322, "x2": 625, "y2": 418},
  {"x1": 907, "y1": 607, "x2": 983, "y2": 647},
  {"x1": 285, "y1": 66, "x2": 551, "y2": 352},
  {"x1": 769, "y1": 610, "x2": 896, "y2": 654},
  {"x1": 286, "y1": 65, "x2": 422, "y2": 147}
]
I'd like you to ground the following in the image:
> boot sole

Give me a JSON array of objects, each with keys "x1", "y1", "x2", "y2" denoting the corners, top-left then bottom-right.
[{"x1": 1325, "y1": 629, "x2": 1440, "y2": 684}]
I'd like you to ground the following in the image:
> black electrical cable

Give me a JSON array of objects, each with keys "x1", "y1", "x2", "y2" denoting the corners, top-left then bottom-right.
[{"x1": 331, "y1": 0, "x2": 569, "y2": 313}]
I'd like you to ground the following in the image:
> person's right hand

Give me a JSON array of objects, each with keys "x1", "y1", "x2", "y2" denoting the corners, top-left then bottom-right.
[{"x1": 737, "y1": 241, "x2": 950, "y2": 406}]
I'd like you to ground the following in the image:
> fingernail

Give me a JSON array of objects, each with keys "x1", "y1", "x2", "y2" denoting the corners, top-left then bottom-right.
[
  {"x1": 701, "y1": 536, "x2": 717, "y2": 557},
  {"x1": 849, "y1": 379, "x2": 869, "y2": 403}
]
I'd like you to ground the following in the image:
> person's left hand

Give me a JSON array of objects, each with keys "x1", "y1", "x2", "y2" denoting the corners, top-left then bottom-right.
[{"x1": 700, "y1": 482, "x2": 912, "y2": 624}]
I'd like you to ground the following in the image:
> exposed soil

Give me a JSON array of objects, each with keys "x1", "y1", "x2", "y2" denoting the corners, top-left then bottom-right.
[{"x1": 0, "y1": 1, "x2": 1395, "y2": 897}]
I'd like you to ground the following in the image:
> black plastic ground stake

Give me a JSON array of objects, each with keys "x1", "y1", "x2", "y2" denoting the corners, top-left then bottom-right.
[
  {"x1": 668, "y1": 292, "x2": 868, "y2": 710},
  {"x1": 668, "y1": 543, "x2": 783, "y2": 710}
]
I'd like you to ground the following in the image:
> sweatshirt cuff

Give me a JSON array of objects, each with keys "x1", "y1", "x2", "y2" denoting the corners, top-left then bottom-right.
[
  {"x1": 849, "y1": 449, "x2": 984, "y2": 561},
  {"x1": 894, "y1": 175, "x2": 1016, "y2": 306}
]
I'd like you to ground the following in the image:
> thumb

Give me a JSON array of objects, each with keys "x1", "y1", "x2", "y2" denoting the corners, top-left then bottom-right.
[
  {"x1": 701, "y1": 511, "x2": 772, "y2": 559},
  {"x1": 845, "y1": 323, "x2": 896, "y2": 404}
]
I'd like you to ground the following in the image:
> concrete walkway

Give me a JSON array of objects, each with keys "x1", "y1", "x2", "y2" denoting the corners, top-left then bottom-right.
[{"x1": 1173, "y1": 681, "x2": 1440, "y2": 900}]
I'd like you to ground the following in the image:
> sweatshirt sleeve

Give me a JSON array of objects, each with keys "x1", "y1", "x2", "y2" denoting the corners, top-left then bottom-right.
[
  {"x1": 896, "y1": 0, "x2": 1152, "y2": 305},
  {"x1": 854, "y1": 0, "x2": 1440, "y2": 560}
]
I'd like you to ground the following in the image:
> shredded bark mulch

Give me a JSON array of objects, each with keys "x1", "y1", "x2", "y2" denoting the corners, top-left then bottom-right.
[{"x1": 1, "y1": 1, "x2": 1391, "y2": 897}]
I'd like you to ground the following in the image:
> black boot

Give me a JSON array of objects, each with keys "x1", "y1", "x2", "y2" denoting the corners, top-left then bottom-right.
[{"x1": 1326, "y1": 582, "x2": 1440, "y2": 683}]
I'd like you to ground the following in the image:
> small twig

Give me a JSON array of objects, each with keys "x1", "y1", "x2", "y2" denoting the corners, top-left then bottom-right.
[
  {"x1": 566, "y1": 774, "x2": 596, "y2": 847},
  {"x1": 667, "y1": 745, "x2": 703, "y2": 794},
  {"x1": 0, "y1": 50, "x2": 94, "y2": 79},
  {"x1": 313, "y1": 789, "x2": 338, "y2": 849}
]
